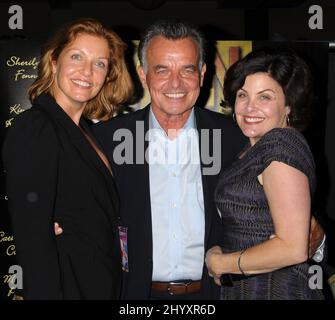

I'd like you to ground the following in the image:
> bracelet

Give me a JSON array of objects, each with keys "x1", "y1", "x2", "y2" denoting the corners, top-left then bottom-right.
[{"x1": 237, "y1": 249, "x2": 247, "y2": 276}]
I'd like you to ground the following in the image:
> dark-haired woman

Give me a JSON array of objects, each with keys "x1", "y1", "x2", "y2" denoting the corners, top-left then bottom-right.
[{"x1": 205, "y1": 48, "x2": 324, "y2": 300}]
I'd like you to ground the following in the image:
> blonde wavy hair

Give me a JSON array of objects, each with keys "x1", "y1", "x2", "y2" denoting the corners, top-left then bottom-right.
[{"x1": 29, "y1": 18, "x2": 134, "y2": 121}]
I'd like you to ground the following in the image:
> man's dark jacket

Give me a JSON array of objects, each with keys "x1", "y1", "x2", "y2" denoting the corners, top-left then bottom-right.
[{"x1": 93, "y1": 105, "x2": 246, "y2": 299}]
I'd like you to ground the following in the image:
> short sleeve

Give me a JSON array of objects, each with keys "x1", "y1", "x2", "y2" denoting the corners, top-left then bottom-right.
[{"x1": 259, "y1": 128, "x2": 316, "y2": 193}]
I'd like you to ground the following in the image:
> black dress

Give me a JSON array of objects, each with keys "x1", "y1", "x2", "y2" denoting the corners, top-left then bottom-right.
[
  {"x1": 2, "y1": 94, "x2": 122, "y2": 299},
  {"x1": 215, "y1": 127, "x2": 324, "y2": 300}
]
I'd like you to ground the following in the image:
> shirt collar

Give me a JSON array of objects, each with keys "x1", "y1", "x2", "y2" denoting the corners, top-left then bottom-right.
[{"x1": 149, "y1": 107, "x2": 196, "y2": 132}]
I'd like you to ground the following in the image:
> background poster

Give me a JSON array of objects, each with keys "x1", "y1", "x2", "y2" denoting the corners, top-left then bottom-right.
[{"x1": 0, "y1": 39, "x2": 41, "y2": 299}]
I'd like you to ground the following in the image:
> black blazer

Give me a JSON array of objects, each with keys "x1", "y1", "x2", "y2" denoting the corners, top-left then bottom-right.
[
  {"x1": 93, "y1": 105, "x2": 246, "y2": 299},
  {"x1": 2, "y1": 94, "x2": 122, "y2": 300}
]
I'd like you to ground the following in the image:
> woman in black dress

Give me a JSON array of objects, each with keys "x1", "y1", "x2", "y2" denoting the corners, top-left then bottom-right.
[
  {"x1": 205, "y1": 48, "x2": 324, "y2": 300},
  {"x1": 2, "y1": 18, "x2": 133, "y2": 299}
]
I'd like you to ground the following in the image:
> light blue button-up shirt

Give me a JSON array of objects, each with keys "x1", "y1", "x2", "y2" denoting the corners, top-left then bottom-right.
[{"x1": 148, "y1": 108, "x2": 205, "y2": 281}]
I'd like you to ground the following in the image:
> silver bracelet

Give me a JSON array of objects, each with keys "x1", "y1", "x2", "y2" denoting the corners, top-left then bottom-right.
[{"x1": 237, "y1": 249, "x2": 247, "y2": 276}]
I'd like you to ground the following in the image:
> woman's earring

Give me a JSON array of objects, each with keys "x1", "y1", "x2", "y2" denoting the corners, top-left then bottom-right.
[
  {"x1": 233, "y1": 112, "x2": 236, "y2": 122},
  {"x1": 286, "y1": 115, "x2": 290, "y2": 126}
]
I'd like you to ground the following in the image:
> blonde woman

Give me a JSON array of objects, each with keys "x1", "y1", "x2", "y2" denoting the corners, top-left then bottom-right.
[{"x1": 2, "y1": 18, "x2": 133, "y2": 299}]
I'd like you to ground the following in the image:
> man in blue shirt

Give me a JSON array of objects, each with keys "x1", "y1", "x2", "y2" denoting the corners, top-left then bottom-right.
[{"x1": 92, "y1": 20, "x2": 246, "y2": 299}]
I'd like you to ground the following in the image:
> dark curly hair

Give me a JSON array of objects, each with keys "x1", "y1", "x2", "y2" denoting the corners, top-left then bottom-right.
[{"x1": 223, "y1": 47, "x2": 314, "y2": 131}]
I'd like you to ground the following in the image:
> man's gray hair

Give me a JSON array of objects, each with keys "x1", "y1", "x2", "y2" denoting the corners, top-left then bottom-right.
[{"x1": 138, "y1": 20, "x2": 206, "y2": 72}]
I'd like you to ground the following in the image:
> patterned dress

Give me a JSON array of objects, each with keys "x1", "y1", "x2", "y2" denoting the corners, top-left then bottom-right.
[{"x1": 215, "y1": 127, "x2": 324, "y2": 300}]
